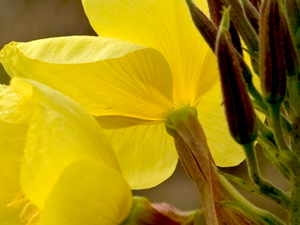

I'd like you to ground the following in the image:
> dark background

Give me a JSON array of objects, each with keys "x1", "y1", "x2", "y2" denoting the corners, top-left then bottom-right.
[{"x1": 0, "y1": 0, "x2": 96, "y2": 84}]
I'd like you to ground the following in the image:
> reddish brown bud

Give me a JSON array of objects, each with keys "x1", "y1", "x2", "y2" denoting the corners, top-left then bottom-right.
[
  {"x1": 216, "y1": 8, "x2": 258, "y2": 144},
  {"x1": 185, "y1": 0, "x2": 218, "y2": 51},
  {"x1": 186, "y1": 0, "x2": 243, "y2": 55},
  {"x1": 259, "y1": 0, "x2": 287, "y2": 104},
  {"x1": 206, "y1": 0, "x2": 223, "y2": 26},
  {"x1": 224, "y1": 0, "x2": 259, "y2": 58}
]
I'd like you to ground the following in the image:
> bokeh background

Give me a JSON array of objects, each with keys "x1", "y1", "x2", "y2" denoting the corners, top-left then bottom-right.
[
  {"x1": 0, "y1": 0, "x2": 289, "y2": 223},
  {"x1": 0, "y1": 0, "x2": 96, "y2": 84}
]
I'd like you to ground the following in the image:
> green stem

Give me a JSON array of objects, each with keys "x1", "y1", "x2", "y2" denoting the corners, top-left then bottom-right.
[
  {"x1": 257, "y1": 134, "x2": 291, "y2": 181},
  {"x1": 258, "y1": 132, "x2": 277, "y2": 151},
  {"x1": 289, "y1": 172, "x2": 300, "y2": 225},
  {"x1": 268, "y1": 103, "x2": 290, "y2": 152},
  {"x1": 217, "y1": 172, "x2": 286, "y2": 225},
  {"x1": 267, "y1": 103, "x2": 298, "y2": 174},
  {"x1": 248, "y1": 80, "x2": 267, "y2": 110},
  {"x1": 252, "y1": 102, "x2": 292, "y2": 136},
  {"x1": 291, "y1": 117, "x2": 300, "y2": 157},
  {"x1": 257, "y1": 118, "x2": 276, "y2": 146},
  {"x1": 287, "y1": 75, "x2": 300, "y2": 118},
  {"x1": 243, "y1": 142, "x2": 290, "y2": 209}
]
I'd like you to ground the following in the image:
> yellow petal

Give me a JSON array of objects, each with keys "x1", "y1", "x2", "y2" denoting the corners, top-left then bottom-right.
[
  {"x1": 5, "y1": 78, "x2": 120, "y2": 210},
  {"x1": 0, "y1": 37, "x2": 174, "y2": 121},
  {"x1": 82, "y1": 0, "x2": 218, "y2": 106},
  {"x1": 39, "y1": 159, "x2": 132, "y2": 225},
  {"x1": 104, "y1": 123, "x2": 178, "y2": 189},
  {"x1": 0, "y1": 159, "x2": 23, "y2": 225},
  {"x1": 0, "y1": 84, "x2": 32, "y2": 161},
  {"x1": 0, "y1": 83, "x2": 34, "y2": 124},
  {"x1": 0, "y1": 121, "x2": 26, "y2": 161},
  {"x1": 196, "y1": 84, "x2": 245, "y2": 167}
]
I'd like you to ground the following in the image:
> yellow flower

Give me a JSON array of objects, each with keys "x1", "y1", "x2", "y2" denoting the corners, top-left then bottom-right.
[
  {"x1": 0, "y1": 77, "x2": 131, "y2": 225},
  {"x1": 0, "y1": 0, "x2": 245, "y2": 189}
]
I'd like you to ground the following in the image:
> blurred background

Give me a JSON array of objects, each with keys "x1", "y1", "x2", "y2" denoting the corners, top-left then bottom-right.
[
  {"x1": 0, "y1": 0, "x2": 289, "y2": 223},
  {"x1": 0, "y1": 0, "x2": 96, "y2": 84}
]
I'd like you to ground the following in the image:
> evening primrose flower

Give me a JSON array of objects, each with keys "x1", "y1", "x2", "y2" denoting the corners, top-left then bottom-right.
[
  {"x1": 0, "y1": 0, "x2": 245, "y2": 189},
  {"x1": 0, "y1": 77, "x2": 131, "y2": 225}
]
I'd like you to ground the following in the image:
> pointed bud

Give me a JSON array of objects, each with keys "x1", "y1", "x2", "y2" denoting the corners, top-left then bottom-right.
[
  {"x1": 216, "y1": 8, "x2": 258, "y2": 144},
  {"x1": 259, "y1": 0, "x2": 287, "y2": 104},
  {"x1": 185, "y1": 0, "x2": 218, "y2": 51},
  {"x1": 186, "y1": 0, "x2": 243, "y2": 55},
  {"x1": 206, "y1": 0, "x2": 223, "y2": 25},
  {"x1": 186, "y1": 0, "x2": 256, "y2": 94},
  {"x1": 206, "y1": 0, "x2": 244, "y2": 55},
  {"x1": 224, "y1": 0, "x2": 259, "y2": 59}
]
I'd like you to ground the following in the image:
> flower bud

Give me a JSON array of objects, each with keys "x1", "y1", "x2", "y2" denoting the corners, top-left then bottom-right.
[
  {"x1": 186, "y1": 0, "x2": 243, "y2": 55},
  {"x1": 224, "y1": 0, "x2": 259, "y2": 59},
  {"x1": 186, "y1": 0, "x2": 257, "y2": 98},
  {"x1": 185, "y1": 0, "x2": 218, "y2": 51},
  {"x1": 259, "y1": 0, "x2": 287, "y2": 104},
  {"x1": 206, "y1": 0, "x2": 223, "y2": 25},
  {"x1": 216, "y1": 8, "x2": 258, "y2": 144}
]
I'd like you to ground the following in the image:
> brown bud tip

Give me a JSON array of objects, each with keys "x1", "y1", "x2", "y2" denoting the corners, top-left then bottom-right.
[
  {"x1": 185, "y1": 0, "x2": 218, "y2": 51},
  {"x1": 206, "y1": 0, "x2": 224, "y2": 26}
]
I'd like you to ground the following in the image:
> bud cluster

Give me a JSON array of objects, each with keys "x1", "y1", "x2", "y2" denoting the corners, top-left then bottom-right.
[{"x1": 186, "y1": 0, "x2": 300, "y2": 224}]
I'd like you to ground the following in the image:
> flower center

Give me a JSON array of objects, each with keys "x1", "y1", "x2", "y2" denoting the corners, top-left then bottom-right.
[{"x1": 8, "y1": 192, "x2": 40, "y2": 225}]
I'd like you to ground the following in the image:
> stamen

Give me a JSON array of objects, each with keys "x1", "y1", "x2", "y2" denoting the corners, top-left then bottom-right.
[{"x1": 8, "y1": 191, "x2": 40, "y2": 225}]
